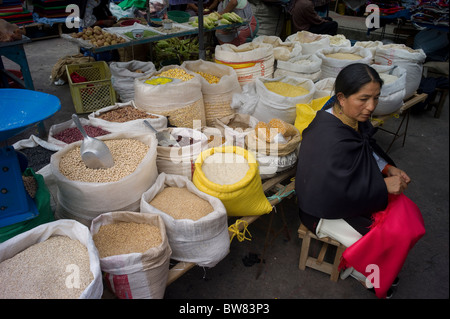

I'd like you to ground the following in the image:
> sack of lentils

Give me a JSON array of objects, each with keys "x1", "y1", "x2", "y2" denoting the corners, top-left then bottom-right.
[
  {"x1": 88, "y1": 101, "x2": 167, "y2": 134},
  {"x1": 91, "y1": 211, "x2": 171, "y2": 299},
  {"x1": 140, "y1": 173, "x2": 229, "y2": 268},
  {"x1": 50, "y1": 132, "x2": 158, "y2": 226},
  {"x1": 0, "y1": 219, "x2": 103, "y2": 299},
  {"x1": 134, "y1": 65, "x2": 206, "y2": 128}
]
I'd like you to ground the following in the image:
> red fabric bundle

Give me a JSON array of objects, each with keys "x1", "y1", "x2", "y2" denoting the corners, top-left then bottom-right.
[{"x1": 339, "y1": 194, "x2": 426, "y2": 298}]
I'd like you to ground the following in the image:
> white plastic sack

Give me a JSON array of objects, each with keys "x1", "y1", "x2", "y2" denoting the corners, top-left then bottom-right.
[
  {"x1": 250, "y1": 76, "x2": 315, "y2": 124},
  {"x1": 285, "y1": 31, "x2": 330, "y2": 55},
  {"x1": 182, "y1": 60, "x2": 241, "y2": 126},
  {"x1": 110, "y1": 60, "x2": 156, "y2": 102},
  {"x1": 51, "y1": 132, "x2": 158, "y2": 226},
  {"x1": 0, "y1": 219, "x2": 103, "y2": 299},
  {"x1": 88, "y1": 101, "x2": 167, "y2": 134},
  {"x1": 314, "y1": 77, "x2": 336, "y2": 99},
  {"x1": 328, "y1": 34, "x2": 351, "y2": 48},
  {"x1": 213, "y1": 113, "x2": 260, "y2": 149},
  {"x1": 90, "y1": 211, "x2": 171, "y2": 299},
  {"x1": 373, "y1": 66, "x2": 407, "y2": 116},
  {"x1": 316, "y1": 46, "x2": 372, "y2": 80},
  {"x1": 256, "y1": 149, "x2": 299, "y2": 179},
  {"x1": 156, "y1": 127, "x2": 208, "y2": 180},
  {"x1": 252, "y1": 35, "x2": 302, "y2": 61},
  {"x1": 274, "y1": 54, "x2": 322, "y2": 82},
  {"x1": 134, "y1": 65, "x2": 206, "y2": 127},
  {"x1": 140, "y1": 173, "x2": 230, "y2": 268},
  {"x1": 47, "y1": 117, "x2": 112, "y2": 149},
  {"x1": 374, "y1": 44, "x2": 426, "y2": 99},
  {"x1": 214, "y1": 42, "x2": 275, "y2": 86},
  {"x1": 354, "y1": 40, "x2": 383, "y2": 62}
]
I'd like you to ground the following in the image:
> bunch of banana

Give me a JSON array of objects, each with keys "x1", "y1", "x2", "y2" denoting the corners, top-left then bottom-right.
[
  {"x1": 221, "y1": 12, "x2": 244, "y2": 24},
  {"x1": 189, "y1": 12, "x2": 221, "y2": 29}
]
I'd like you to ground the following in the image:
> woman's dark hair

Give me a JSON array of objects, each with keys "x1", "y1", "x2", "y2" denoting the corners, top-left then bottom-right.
[{"x1": 334, "y1": 63, "x2": 383, "y2": 98}]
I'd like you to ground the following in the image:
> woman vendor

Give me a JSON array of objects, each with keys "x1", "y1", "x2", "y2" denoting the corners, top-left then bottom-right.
[
  {"x1": 208, "y1": 0, "x2": 257, "y2": 45},
  {"x1": 295, "y1": 63, "x2": 425, "y2": 299}
]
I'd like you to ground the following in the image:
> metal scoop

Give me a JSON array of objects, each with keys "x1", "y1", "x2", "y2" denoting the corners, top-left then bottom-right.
[
  {"x1": 72, "y1": 114, "x2": 114, "y2": 169},
  {"x1": 143, "y1": 120, "x2": 179, "y2": 147}
]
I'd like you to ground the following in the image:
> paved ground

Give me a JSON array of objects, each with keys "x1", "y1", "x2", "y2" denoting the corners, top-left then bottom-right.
[{"x1": 2, "y1": 13, "x2": 448, "y2": 301}]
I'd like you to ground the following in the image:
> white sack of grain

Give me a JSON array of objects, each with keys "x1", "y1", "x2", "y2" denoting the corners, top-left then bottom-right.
[
  {"x1": 274, "y1": 54, "x2": 322, "y2": 82},
  {"x1": 214, "y1": 42, "x2": 275, "y2": 86},
  {"x1": 327, "y1": 34, "x2": 351, "y2": 48},
  {"x1": 90, "y1": 211, "x2": 171, "y2": 299},
  {"x1": 316, "y1": 46, "x2": 372, "y2": 79},
  {"x1": 314, "y1": 77, "x2": 336, "y2": 99},
  {"x1": 0, "y1": 219, "x2": 103, "y2": 299},
  {"x1": 156, "y1": 127, "x2": 208, "y2": 180},
  {"x1": 51, "y1": 132, "x2": 158, "y2": 226},
  {"x1": 110, "y1": 60, "x2": 156, "y2": 102},
  {"x1": 373, "y1": 66, "x2": 407, "y2": 116},
  {"x1": 374, "y1": 44, "x2": 426, "y2": 99},
  {"x1": 182, "y1": 60, "x2": 241, "y2": 126},
  {"x1": 244, "y1": 76, "x2": 315, "y2": 124},
  {"x1": 88, "y1": 101, "x2": 167, "y2": 134},
  {"x1": 285, "y1": 31, "x2": 330, "y2": 55},
  {"x1": 252, "y1": 35, "x2": 302, "y2": 61},
  {"x1": 354, "y1": 40, "x2": 383, "y2": 62},
  {"x1": 134, "y1": 65, "x2": 206, "y2": 127},
  {"x1": 141, "y1": 173, "x2": 229, "y2": 268}
]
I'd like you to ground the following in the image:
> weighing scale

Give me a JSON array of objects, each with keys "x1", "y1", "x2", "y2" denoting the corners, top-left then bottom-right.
[{"x1": 0, "y1": 89, "x2": 61, "y2": 228}]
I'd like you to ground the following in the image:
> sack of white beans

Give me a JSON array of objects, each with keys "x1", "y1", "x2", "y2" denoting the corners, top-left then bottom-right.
[
  {"x1": 316, "y1": 47, "x2": 372, "y2": 80},
  {"x1": 141, "y1": 173, "x2": 229, "y2": 268},
  {"x1": 0, "y1": 219, "x2": 103, "y2": 299},
  {"x1": 51, "y1": 132, "x2": 158, "y2": 226},
  {"x1": 90, "y1": 211, "x2": 171, "y2": 299}
]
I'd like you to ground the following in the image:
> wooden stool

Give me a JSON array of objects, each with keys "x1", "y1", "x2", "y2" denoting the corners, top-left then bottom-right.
[{"x1": 298, "y1": 223, "x2": 346, "y2": 282}]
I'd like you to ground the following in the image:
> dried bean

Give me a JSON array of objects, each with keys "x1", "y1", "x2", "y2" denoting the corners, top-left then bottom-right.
[{"x1": 53, "y1": 125, "x2": 110, "y2": 144}]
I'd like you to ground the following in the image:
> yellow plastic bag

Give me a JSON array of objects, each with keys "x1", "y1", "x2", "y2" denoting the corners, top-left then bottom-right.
[
  {"x1": 192, "y1": 146, "x2": 272, "y2": 217},
  {"x1": 294, "y1": 96, "x2": 330, "y2": 139}
]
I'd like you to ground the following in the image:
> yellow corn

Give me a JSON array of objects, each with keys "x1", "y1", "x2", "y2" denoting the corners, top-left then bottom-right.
[
  {"x1": 158, "y1": 68, "x2": 194, "y2": 81},
  {"x1": 264, "y1": 81, "x2": 309, "y2": 97},
  {"x1": 196, "y1": 71, "x2": 220, "y2": 84}
]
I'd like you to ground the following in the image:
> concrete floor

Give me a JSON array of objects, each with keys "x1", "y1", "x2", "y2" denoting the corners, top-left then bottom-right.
[{"x1": 2, "y1": 12, "x2": 448, "y2": 300}]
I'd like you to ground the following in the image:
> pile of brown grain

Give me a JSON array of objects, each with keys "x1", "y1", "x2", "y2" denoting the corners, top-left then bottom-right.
[
  {"x1": 93, "y1": 222, "x2": 162, "y2": 258},
  {"x1": 149, "y1": 187, "x2": 214, "y2": 220}
]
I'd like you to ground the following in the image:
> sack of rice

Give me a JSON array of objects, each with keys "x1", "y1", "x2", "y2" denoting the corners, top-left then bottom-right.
[
  {"x1": 328, "y1": 34, "x2": 351, "y2": 48},
  {"x1": 250, "y1": 76, "x2": 315, "y2": 124},
  {"x1": 285, "y1": 31, "x2": 330, "y2": 55},
  {"x1": 274, "y1": 54, "x2": 322, "y2": 82},
  {"x1": 214, "y1": 42, "x2": 274, "y2": 86},
  {"x1": 373, "y1": 66, "x2": 407, "y2": 116},
  {"x1": 0, "y1": 219, "x2": 103, "y2": 299},
  {"x1": 192, "y1": 146, "x2": 272, "y2": 216},
  {"x1": 246, "y1": 119, "x2": 301, "y2": 178},
  {"x1": 156, "y1": 127, "x2": 208, "y2": 180},
  {"x1": 88, "y1": 101, "x2": 167, "y2": 134},
  {"x1": 182, "y1": 60, "x2": 241, "y2": 126},
  {"x1": 141, "y1": 173, "x2": 229, "y2": 268},
  {"x1": 51, "y1": 132, "x2": 158, "y2": 226},
  {"x1": 374, "y1": 44, "x2": 426, "y2": 99},
  {"x1": 47, "y1": 117, "x2": 111, "y2": 150},
  {"x1": 354, "y1": 40, "x2": 383, "y2": 62},
  {"x1": 213, "y1": 113, "x2": 260, "y2": 148},
  {"x1": 91, "y1": 211, "x2": 171, "y2": 299},
  {"x1": 134, "y1": 65, "x2": 206, "y2": 128},
  {"x1": 252, "y1": 35, "x2": 302, "y2": 61},
  {"x1": 110, "y1": 60, "x2": 156, "y2": 102},
  {"x1": 316, "y1": 46, "x2": 372, "y2": 79}
]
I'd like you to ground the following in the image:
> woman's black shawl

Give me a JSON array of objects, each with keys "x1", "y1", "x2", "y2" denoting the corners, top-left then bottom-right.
[{"x1": 295, "y1": 109, "x2": 395, "y2": 220}]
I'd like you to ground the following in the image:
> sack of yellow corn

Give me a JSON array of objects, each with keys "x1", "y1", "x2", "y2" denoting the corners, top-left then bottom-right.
[{"x1": 182, "y1": 60, "x2": 241, "y2": 126}]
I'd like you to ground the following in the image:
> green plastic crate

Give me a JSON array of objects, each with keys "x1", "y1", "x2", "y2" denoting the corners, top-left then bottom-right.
[{"x1": 66, "y1": 61, "x2": 116, "y2": 114}]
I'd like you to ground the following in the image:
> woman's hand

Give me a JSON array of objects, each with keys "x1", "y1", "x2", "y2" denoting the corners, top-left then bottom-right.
[{"x1": 384, "y1": 166, "x2": 411, "y2": 194}]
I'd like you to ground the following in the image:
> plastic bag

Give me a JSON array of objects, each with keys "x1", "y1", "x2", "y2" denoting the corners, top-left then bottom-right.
[{"x1": 294, "y1": 96, "x2": 330, "y2": 139}]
